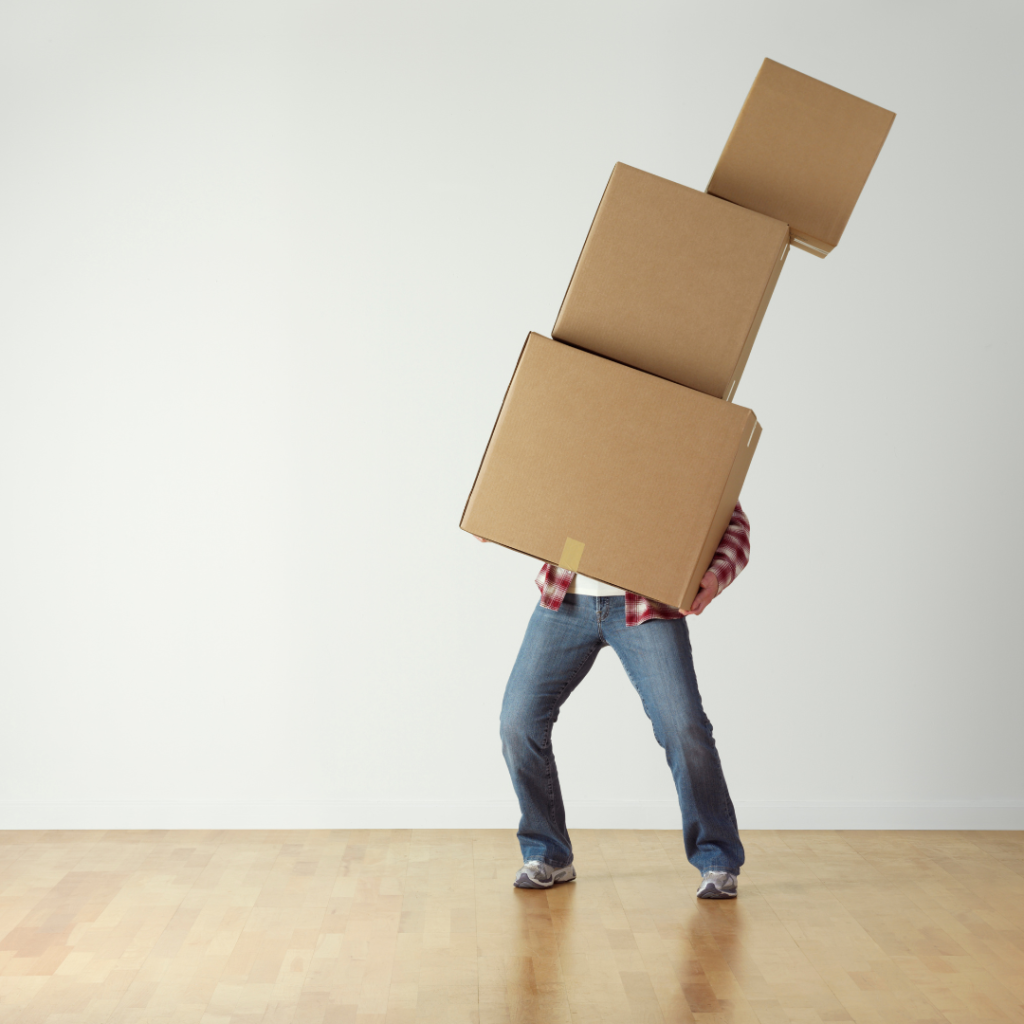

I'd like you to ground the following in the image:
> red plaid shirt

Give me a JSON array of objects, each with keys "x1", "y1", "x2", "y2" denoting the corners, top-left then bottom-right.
[{"x1": 534, "y1": 503, "x2": 750, "y2": 627}]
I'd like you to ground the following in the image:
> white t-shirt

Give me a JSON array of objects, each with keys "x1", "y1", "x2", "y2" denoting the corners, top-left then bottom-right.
[{"x1": 567, "y1": 573, "x2": 627, "y2": 597}]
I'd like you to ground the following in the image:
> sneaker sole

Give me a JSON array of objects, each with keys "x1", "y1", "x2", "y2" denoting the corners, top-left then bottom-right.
[
  {"x1": 697, "y1": 884, "x2": 737, "y2": 900},
  {"x1": 514, "y1": 868, "x2": 576, "y2": 890}
]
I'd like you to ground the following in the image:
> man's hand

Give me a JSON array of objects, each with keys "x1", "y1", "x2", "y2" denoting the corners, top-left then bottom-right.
[
  {"x1": 681, "y1": 571, "x2": 719, "y2": 616},
  {"x1": 474, "y1": 536, "x2": 488, "y2": 543}
]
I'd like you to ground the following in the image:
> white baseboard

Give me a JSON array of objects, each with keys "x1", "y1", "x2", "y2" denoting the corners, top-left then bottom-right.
[
  {"x1": 1, "y1": 800, "x2": 1022, "y2": 831},
  {"x1": 734, "y1": 800, "x2": 1024, "y2": 831}
]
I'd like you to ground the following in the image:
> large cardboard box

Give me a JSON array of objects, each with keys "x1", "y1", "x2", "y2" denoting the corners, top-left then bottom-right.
[
  {"x1": 707, "y1": 58, "x2": 896, "y2": 258},
  {"x1": 461, "y1": 333, "x2": 761, "y2": 608},
  {"x1": 552, "y1": 163, "x2": 789, "y2": 402}
]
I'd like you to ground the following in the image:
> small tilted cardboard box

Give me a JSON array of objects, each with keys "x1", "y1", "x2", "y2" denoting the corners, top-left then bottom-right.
[
  {"x1": 460, "y1": 334, "x2": 761, "y2": 609},
  {"x1": 707, "y1": 58, "x2": 896, "y2": 257},
  {"x1": 552, "y1": 163, "x2": 789, "y2": 402}
]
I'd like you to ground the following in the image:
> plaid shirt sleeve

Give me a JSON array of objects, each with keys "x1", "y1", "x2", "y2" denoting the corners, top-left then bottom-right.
[
  {"x1": 534, "y1": 502, "x2": 751, "y2": 626},
  {"x1": 706, "y1": 502, "x2": 751, "y2": 594}
]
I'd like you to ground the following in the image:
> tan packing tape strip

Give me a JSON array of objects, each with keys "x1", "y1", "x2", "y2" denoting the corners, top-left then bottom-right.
[{"x1": 558, "y1": 537, "x2": 585, "y2": 573}]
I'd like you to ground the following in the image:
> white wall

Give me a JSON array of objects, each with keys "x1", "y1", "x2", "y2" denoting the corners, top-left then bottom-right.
[{"x1": 1, "y1": 0, "x2": 1021, "y2": 831}]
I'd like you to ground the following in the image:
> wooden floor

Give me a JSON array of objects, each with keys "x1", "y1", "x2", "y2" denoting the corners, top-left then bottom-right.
[{"x1": 0, "y1": 830, "x2": 1022, "y2": 1023}]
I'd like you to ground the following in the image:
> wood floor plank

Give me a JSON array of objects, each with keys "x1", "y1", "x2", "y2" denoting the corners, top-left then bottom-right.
[{"x1": 1, "y1": 830, "x2": 1023, "y2": 1023}]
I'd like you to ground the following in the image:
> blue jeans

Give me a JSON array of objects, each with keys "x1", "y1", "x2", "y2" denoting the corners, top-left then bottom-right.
[{"x1": 500, "y1": 595, "x2": 744, "y2": 874}]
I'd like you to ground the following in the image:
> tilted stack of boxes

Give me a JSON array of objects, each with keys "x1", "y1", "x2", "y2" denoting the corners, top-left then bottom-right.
[{"x1": 461, "y1": 59, "x2": 895, "y2": 608}]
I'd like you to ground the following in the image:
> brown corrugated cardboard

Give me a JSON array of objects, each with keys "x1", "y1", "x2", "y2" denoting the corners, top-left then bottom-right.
[
  {"x1": 461, "y1": 334, "x2": 761, "y2": 608},
  {"x1": 707, "y1": 58, "x2": 896, "y2": 257},
  {"x1": 552, "y1": 163, "x2": 789, "y2": 401}
]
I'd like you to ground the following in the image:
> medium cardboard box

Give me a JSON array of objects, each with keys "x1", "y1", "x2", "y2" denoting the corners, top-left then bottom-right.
[
  {"x1": 461, "y1": 333, "x2": 761, "y2": 609},
  {"x1": 707, "y1": 58, "x2": 896, "y2": 258},
  {"x1": 552, "y1": 163, "x2": 789, "y2": 402}
]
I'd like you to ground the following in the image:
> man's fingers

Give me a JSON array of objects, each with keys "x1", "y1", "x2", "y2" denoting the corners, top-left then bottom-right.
[
  {"x1": 701, "y1": 571, "x2": 720, "y2": 598},
  {"x1": 686, "y1": 578, "x2": 719, "y2": 616}
]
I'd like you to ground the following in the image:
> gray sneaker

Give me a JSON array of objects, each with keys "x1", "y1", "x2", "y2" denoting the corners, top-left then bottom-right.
[
  {"x1": 697, "y1": 870, "x2": 738, "y2": 899},
  {"x1": 514, "y1": 860, "x2": 577, "y2": 889}
]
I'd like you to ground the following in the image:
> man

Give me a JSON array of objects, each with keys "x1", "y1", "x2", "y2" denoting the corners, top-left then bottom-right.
[{"x1": 478, "y1": 504, "x2": 749, "y2": 899}]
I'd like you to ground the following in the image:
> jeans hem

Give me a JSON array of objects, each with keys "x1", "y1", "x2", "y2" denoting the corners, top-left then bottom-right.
[{"x1": 520, "y1": 855, "x2": 574, "y2": 869}]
